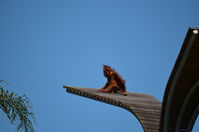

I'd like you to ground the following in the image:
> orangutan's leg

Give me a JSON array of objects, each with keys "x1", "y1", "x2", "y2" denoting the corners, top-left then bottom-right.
[{"x1": 101, "y1": 85, "x2": 114, "y2": 93}]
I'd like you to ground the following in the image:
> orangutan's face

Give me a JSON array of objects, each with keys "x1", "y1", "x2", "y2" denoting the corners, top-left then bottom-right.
[{"x1": 103, "y1": 66, "x2": 112, "y2": 77}]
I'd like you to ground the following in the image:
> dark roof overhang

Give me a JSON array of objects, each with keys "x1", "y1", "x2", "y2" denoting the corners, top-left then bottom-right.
[{"x1": 160, "y1": 28, "x2": 199, "y2": 132}]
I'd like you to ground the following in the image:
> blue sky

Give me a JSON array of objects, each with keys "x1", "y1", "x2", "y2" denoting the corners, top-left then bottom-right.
[{"x1": 0, "y1": 0, "x2": 198, "y2": 132}]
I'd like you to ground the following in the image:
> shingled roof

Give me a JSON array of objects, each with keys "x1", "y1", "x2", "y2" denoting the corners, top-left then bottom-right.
[{"x1": 64, "y1": 86, "x2": 161, "y2": 132}]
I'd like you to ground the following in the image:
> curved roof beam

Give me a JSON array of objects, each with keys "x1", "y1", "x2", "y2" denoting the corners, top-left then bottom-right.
[
  {"x1": 160, "y1": 28, "x2": 199, "y2": 132},
  {"x1": 175, "y1": 80, "x2": 199, "y2": 131},
  {"x1": 187, "y1": 105, "x2": 199, "y2": 132},
  {"x1": 163, "y1": 29, "x2": 198, "y2": 132}
]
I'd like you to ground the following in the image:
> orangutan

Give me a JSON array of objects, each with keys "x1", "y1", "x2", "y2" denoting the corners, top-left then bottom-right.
[{"x1": 98, "y1": 65, "x2": 127, "y2": 96}]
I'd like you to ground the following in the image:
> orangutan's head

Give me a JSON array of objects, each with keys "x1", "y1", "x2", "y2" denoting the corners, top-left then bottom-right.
[{"x1": 103, "y1": 65, "x2": 113, "y2": 77}]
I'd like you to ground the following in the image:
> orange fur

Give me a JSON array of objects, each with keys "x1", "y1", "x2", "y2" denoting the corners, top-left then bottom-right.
[{"x1": 98, "y1": 65, "x2": 127, "y2": 96}]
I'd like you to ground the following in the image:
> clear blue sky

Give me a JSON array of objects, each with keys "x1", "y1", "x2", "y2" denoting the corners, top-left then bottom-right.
[{"x1": 0, "y1": 0, "x2": 198, "y2": 132}]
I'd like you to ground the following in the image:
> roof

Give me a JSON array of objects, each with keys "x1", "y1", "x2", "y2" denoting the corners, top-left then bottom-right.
[
  {"x1": 63, "y1": 28, "x2": 199, "y2": 132},
  {"x1": 160, "y1": 28, "x2": 199, "y2": 132},
  {"x1": 64, "y1": 86, "x2": 161, "y2": 132}
]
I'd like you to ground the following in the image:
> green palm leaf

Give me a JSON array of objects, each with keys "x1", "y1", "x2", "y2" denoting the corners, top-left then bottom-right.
[{"x1": 0, "y1": 84, "x2": 35, "y2": 132}]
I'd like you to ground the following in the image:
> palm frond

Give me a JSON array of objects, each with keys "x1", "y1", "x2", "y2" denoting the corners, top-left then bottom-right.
[{"x1": 0, "y1": 87, "x2": 35, "y2": 132}]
